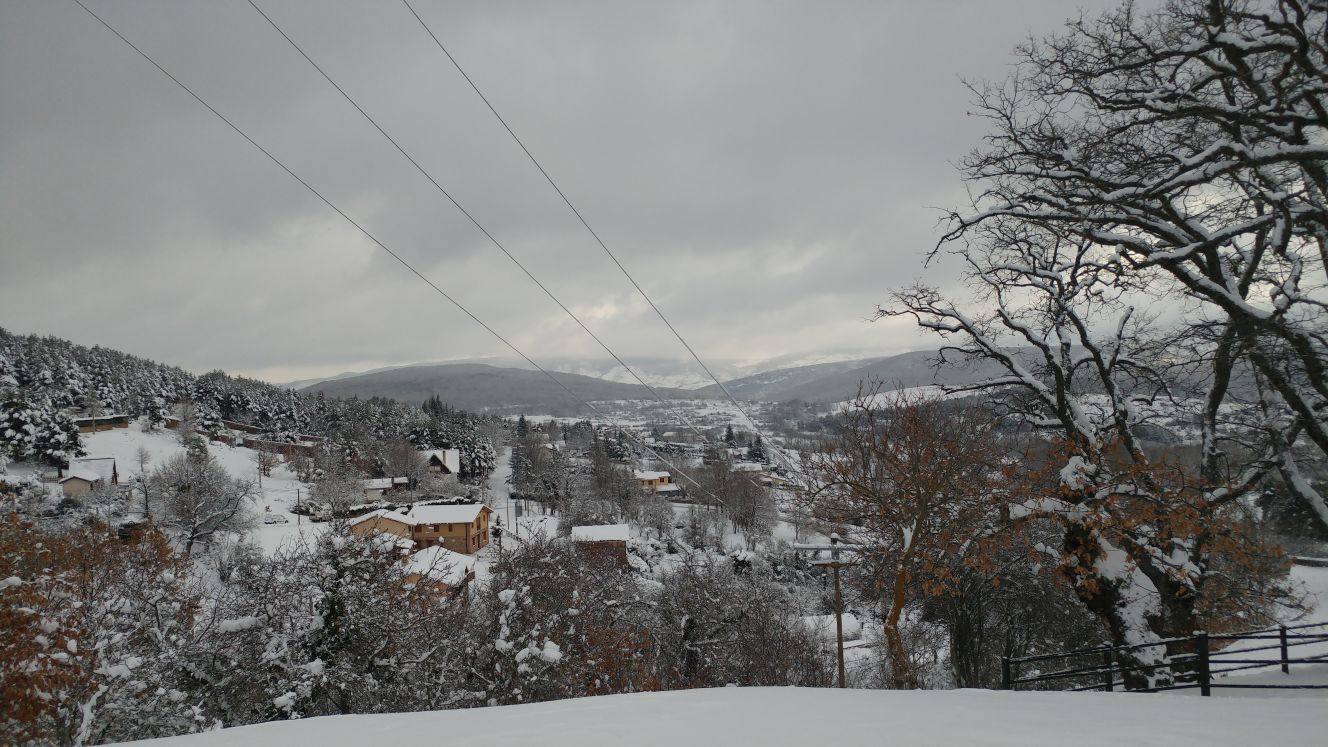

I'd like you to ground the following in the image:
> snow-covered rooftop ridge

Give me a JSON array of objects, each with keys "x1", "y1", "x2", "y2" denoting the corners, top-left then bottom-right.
[
  {"x1": 633, "y1": 470, "x2": 670, "y2": 481},
  {"x1": 349, "y1": 503, "x2": 488, "y2": 527},
  {"x1": 406, "y1": 503, "x2": 487, "y2": 524},
  {"x1": 421, "y1": 448, "x2": 461, "y2": 474},
  {"x1": 570, "y1": 524, "x2": 629, "y2": 542},
  {"x1": 60, "y1": 468, "x2": 102, "y2": 483},
  {"x1": 361, "y1": 477, "x2": 410, "y2": 490},
  {"x1": 405, "y1": 545, "x2": 475, "y2": 585},
  {"x1": 347, "y1": 508, "x2": 413, "y2": 527},
  {"x1": 70, "y1": 456, "x2": 115, "y2": 482}
]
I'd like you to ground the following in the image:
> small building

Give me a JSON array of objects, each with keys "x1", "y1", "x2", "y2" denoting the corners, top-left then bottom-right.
[
  {"x1": 72, "y1": 414, "x2": 131, "y2": 433},
  {"x1": 655, "y1": 483, "x2": 683, "y2": 498},
  {"x1": 570, "y1": 523, "x2": 630, "y2": 567},
  {"x1": 58, "y1": 470, "x2": 103, "y2": 497},
  {"x1": 65, "y1": 457, "x2": 118, "y2": 486},
  {"x1": 422, "y1": 449, "x2": 462, "y2": 477},
  {"x1": 220, "y1": 419, "x2": 263, "y2": 434},
  {"x1": 360, "y1": 476, "x2": 410, "y2": 500},
  {"x1": 348, "y1": 502, "x2": 492, "y2": 554},
  {"x1": 403, "y1": 545, "x2": 477, "y2": 591},
  {"x1": 633, "y1": 470, "x2": 672, "y2": 491},
  {"x1": 239, "y1": 436, "x2": 320, "y2": 459}
]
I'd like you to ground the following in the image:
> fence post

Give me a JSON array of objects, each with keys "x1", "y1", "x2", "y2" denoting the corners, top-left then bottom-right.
[
  {"x1": 1102, "y1": 649, "x2": 1114, "y2": 692},
  {"x1": 1000, "y1": 657, "x2": 1012, "y2": 691},
  {"x1": 1196, "y1": 631, "x2": 1211, "y2": 697},
  {"x1": 1280, "y1": 625, "x2": 1289, "y2": 675}
]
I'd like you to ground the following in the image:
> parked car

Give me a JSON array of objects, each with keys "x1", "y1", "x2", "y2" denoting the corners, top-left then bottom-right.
[{"x1": 263, "y1": 513, "x2": 289, "y2": 525}]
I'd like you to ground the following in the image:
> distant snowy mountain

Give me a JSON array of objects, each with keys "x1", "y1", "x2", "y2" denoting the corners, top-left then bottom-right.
[
  {"x1": 300, "y1": 363, "x2": 713, "y2": 415},
  {"x1": 287, "y1": 351, "x2": 889, "y2": 394}
]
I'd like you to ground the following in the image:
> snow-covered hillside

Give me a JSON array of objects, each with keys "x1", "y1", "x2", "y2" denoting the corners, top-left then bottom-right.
[{"x1": 122, "y1": 686, "x2": 1324, "y2": 746}]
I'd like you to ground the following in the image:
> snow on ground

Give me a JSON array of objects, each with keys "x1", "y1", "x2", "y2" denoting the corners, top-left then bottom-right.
[
  {"x1": 831, "y1": 385, "x2": 948, "y2": 412},
  {"x1": 80, "y1": 421, "x2": 323, "y2": 555},
  {"x1": 472, "y1": 447, "x2": 557, "y2": 583},
  {"x1": 123, "y1": 686, "x2": 1324, "y2": 747},
  {"x1": 1206, "y1": 563, "x2": 1328, "y2": 695}
]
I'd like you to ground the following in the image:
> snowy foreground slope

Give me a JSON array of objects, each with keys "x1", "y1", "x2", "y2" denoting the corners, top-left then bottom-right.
[{"x1": 124, "y1": 687, "x2": 1323, "y2": 747}]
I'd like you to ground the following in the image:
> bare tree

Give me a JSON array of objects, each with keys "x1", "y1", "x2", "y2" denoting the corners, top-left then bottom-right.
[
  {"x1": 885, "y1": 0, "x2": 1318, "y2": 686},
  {"x1": 379, "y1": 439, "x2": 428, "y2": 488},
  {"x1": 935, "y1": 0, "x2": 1328, "y2": 526},
  {"x1": 251, "y1": 448, "x2": 279, "y2": 487},
  {"x1": 800, "y1": 390, "x2": 1007, "y2": 688},
  {"x1": 134, "y1": 445, "x2": 153, "y2": 518},
  {"x1": 151, "y1": 451, "x2": 256, "y2": 558}
]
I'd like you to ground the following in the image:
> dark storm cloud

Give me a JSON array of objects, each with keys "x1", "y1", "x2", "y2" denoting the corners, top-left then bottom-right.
[{"x1": 0, "y1": 0, "x2": 1119, "y2": 382}]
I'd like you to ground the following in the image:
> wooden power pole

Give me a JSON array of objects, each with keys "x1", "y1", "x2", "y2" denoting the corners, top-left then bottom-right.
[{"x1": 794, "y1": 532, "x2": 866, "y2": 688}]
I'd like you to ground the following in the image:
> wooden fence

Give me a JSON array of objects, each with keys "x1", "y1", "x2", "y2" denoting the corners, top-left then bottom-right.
[{"x1": 1001, "y1": 621, "x2": 1328, "y2": 695}]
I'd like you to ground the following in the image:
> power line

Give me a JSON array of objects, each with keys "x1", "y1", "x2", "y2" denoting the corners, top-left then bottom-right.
[
  {"x1": 246, "y1": 0, "x2": 718, "y2": 449},
  {"x1": 67, "y1": 0, "x2": 726, "y2": 505},
  {"x1": 399, "y1": 0, "x2": 792, "y2": 472}
]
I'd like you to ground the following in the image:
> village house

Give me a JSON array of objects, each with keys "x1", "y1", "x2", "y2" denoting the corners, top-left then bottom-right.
[
  {"x1": 360, "y1": 476, "x2": 411, "y2": 501},
  {"x1": 569, "y1": 523, "x2": 630, "y2": 567},
  {"x1": 422, "y1": 448, "x2": 462, "y2": 478},
  {"x1": 58, "y1": 457, "x2": 119, "y2": 496},
  {"x1": 58, "y1": 469, "x2": 103, "y2": 497},
  {"x1": 349, "y1": 502, "x2": 492, "y2": 554},
  {"x1": 72, "y1": 413, "x2": 131, "y2": 433},
  {"x1": 633, "y1": 470, "x2": 671, "y2": 491},
  {"x1": 402, "y1": 544, "x2": 477, "y2": 592}
]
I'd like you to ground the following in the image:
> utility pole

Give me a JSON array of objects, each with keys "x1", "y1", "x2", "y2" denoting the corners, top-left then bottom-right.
[{"x1": 793, "y1": 532, "x2": 866, "y2": 688}]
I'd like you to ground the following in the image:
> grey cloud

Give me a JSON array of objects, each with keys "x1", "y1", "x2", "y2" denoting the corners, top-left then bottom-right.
[{"x1": 1, "y1": 0, "x2": 1121, "y2": 382}]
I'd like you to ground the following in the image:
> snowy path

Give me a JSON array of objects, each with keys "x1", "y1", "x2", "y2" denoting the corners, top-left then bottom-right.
[
  {"x1": 473, "y1": 447, "x2": 556, "y2": 582},
  {"x1": 122, "y1": 686, "x2": 1324, "y2": 746}
]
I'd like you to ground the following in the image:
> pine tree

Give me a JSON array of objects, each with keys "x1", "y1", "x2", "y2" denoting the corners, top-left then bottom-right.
[{"x1": 746, "y1": 435, "x2": 767, "y2": 463}]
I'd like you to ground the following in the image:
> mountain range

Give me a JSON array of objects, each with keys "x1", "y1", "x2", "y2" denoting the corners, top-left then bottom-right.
[{"x1": 297, "y1": 350, "x2": 1018, "y2": 412}]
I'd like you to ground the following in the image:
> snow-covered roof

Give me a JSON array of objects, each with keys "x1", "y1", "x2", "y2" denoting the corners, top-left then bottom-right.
[
  {"x1": 70, "y1": 457, "x2": 115, "y2": 482},
  {"x1": 422, "y1": 448, "x2": 461, "y2": 474},
  {"x1": 570, "y1": 524, "x2": 630, "y2": 542},
  {"x1": 732, "y1": 462, "x2": 765, "y2": 472},
  {"x1": 404, "y1": 545, "x2": 476, "y2": 585},
  {"x1": 60, "y1": 469, "x2": 101, "y2": 484},
  {"x1": 348, "y1": 508, "x2": 413, "y2": 527},
  {"x1": 656, "y1": 483, "x2": 682, "y2": 494},
  {"x1": 406, "y1": 503, "x2": 488, "y2": 524},
  {"x1": 633, "y1": 470, "x2": 670, "y2": 481},
  {"x1": 361, "y1": 477, "x2": 407, "y2": 491}
]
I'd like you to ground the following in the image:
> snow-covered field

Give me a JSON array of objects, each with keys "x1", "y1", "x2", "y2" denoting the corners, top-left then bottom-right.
[
  {"x1": 80, "y1": 422, "x2": 324, "y2": 554},
  {"x1": 122, "y1": 686, "x2": 1324, "y2": 746}
]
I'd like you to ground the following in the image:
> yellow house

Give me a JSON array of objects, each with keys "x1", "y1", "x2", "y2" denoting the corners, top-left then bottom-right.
[
  {"x1": 633, "y1": 470, "x2": 671, "y2": 490},
  {"x1": 58, "y1": 471, "x2": 101, "y2": 497},
  {"x1": 349, "y1": 503, "x2": 492, "y2": 554}
]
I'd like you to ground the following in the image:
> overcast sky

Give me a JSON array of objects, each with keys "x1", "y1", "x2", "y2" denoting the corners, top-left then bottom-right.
[{"x1": 0, "y1": 0, "x2": 1118, "y2": 383}]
